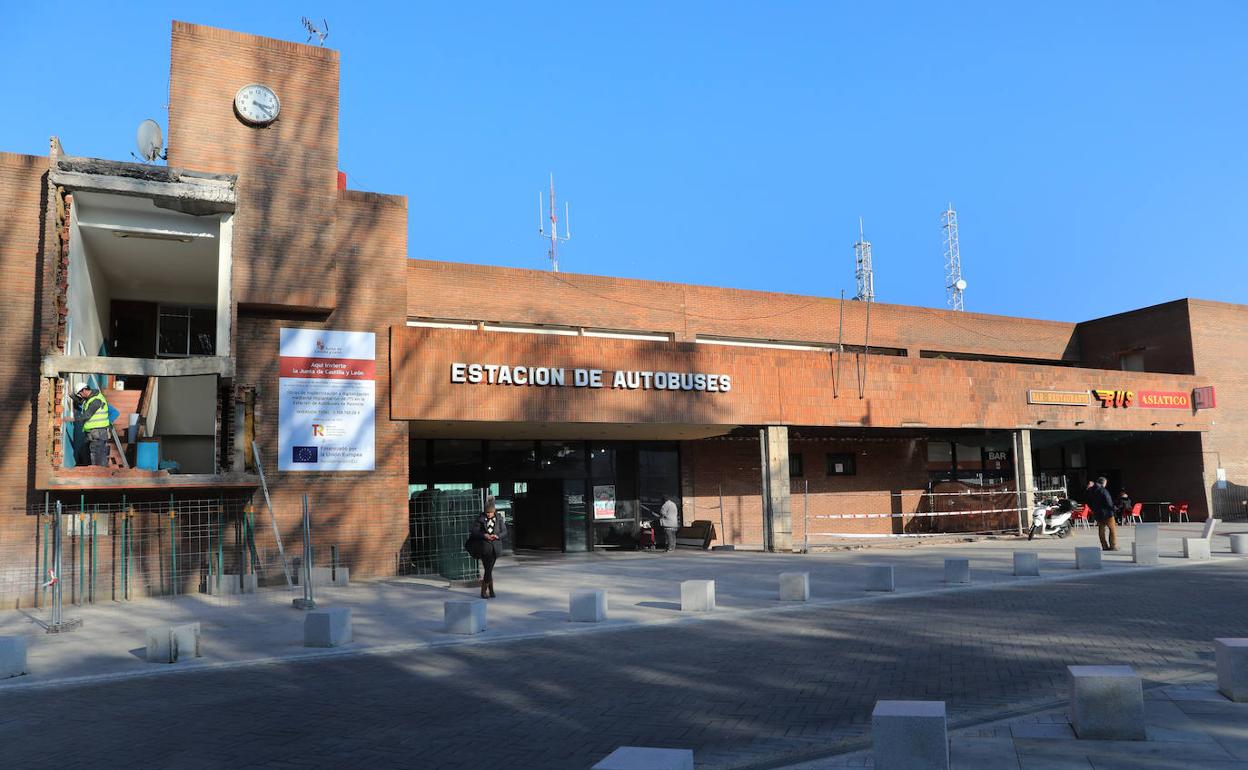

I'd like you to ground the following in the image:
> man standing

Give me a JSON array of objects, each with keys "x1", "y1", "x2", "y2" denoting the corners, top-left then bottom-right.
[
  {"x1": 1089, "y1": 476, "x2": 1118, "y2": 551},
  {"x1": 70, "y1": 382, "x2": 112, "y2": 467},
  {"x1": 658, "y1": 496, "x2": 680, "y2": 553}
]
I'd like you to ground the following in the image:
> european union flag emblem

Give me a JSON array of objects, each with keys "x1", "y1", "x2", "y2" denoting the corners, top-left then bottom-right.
[{"x1": 292, "y1": 446, "x2": 318, "y2": 464}]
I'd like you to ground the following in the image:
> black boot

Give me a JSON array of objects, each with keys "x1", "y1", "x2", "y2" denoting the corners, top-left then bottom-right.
[
  {"x1": 487, "y1": 579, "x2": 496, "y2": 598},
  {"x1": 480, "y1": 580, "x2": 489, "y2": 599}
]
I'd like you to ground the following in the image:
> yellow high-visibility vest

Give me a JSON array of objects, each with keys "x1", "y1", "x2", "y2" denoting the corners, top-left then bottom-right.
[{"x1": 82, "y1": 392, "x2": 112, "y2": 431}]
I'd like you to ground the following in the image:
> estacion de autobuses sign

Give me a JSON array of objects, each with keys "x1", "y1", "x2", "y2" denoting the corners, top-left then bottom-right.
[{"x1": 450, "y1": 362, "x2": 732, "y2": 392}]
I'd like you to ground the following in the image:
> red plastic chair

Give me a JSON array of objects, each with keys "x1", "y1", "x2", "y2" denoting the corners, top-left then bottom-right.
[
  {"x1": 1127, "y1": 502, "x2": 1143, "y2": 525},
  {"x1": 1168, "y1": 502, "x2": 1191, "y2": 523},
  {"x1": 1073, "y1": 504, "x2": 1091, "y2": 529}
]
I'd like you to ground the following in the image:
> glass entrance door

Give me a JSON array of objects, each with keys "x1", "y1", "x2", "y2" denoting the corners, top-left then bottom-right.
[{"x1": 563, "y1": 479, "x2": 589, "y2": 552}]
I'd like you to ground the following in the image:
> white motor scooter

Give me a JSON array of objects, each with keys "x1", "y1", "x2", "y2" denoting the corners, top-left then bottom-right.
[{"x1": 1027, "y1": 498, "x2": 1074, "y2": 540}]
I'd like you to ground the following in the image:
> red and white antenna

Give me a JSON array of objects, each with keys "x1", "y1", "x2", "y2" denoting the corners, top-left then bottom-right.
[{"x1": 538, "y1": 173, "x2": 571, "y2": 272}]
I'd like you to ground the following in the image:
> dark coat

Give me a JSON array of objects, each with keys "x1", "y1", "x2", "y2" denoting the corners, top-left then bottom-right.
[
  {"x1": 467, "y1": 513, "x2": 508, "y2": 560},
  {"x1": 1088, "y1": 484, "x2": 1116, "y2": 522}
]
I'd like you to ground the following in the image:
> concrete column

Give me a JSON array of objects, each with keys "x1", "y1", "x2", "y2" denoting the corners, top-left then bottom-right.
[
  {"x1": 760, "y1": 426, "x2": 793, "y2": 553},
  {"x1": 1013, "y1": 429, "x2": 1035, "y2": 535}
]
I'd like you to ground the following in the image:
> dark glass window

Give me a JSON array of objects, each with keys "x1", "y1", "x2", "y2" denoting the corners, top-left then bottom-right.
[
  {"x1": 431, "y1": 439, "x2": 482, "y2": 482},
  {"x1": 487, "y1": 440, "x2": 536, "y2": 477},
  {"x1": 537, "y1": 441, "x2": 586, "y2": 476},
  {"x1": 189, "y1": 308, "x2": 215, "y2": 355},
  {"x1": 589, "y1": 443, "x2": 616, "y2": 479},
  {"x1": 826, "y1": 452, "x2": 856, "y2": 476},
  {"x1": 790, "y1": 453, "x2": 804, "y2": 477},
  {"x1": 157, "y1": 305, "x2": 216, "y2": 357}
]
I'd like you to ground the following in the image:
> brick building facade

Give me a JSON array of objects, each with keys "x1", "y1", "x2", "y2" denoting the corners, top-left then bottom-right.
[{"x1": 0, "y1": 22, "x2": 1242, "y2": 607}]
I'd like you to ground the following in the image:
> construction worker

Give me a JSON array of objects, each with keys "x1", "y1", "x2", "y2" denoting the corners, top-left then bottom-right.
[{"x1": 70, "y1": 382, "x2": 112, "y2": 467}]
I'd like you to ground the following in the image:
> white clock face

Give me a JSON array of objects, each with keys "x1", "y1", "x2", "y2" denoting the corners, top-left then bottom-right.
[{"x1": 234, "y1": 84, "x2": 280, "y2": 126}]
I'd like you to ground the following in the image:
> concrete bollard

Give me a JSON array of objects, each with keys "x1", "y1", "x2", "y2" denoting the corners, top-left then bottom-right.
[
  {"x1": 1230, "y1": 534, "x2": 1248, "y2": 555},
  {"x1": 943, "y1": 559, "x2": 970, "y2": 585},
  {"x1": 0, "y1": 636, "x2": 28, "y2": 679},
  {"x1": 779, "y1": 572, "x2": 810, "y2": 601},
  {"x1": 865, "y1": 564, "x2": 895, "y2": 592},
  {"x1": 592, "y1": 747, "x2": 694, "y2": 770},
  {"x1": 1068, "y1": 665, "x2": 1146, "y2": 740},
  {"x1": 1200, "y1": 518, "x2": 1222, "y2": 541},
  {"x1": 145, "y1": 622, "x2": 202, "y2": 664},
  {"x1": 1075, "y1": 547, "x2": 1103, "y2": 570},
  {"x1": 1132, "y1": 543, "x2": 1161, "y2": 565},
  {"x1": 1183, "y1": 538, "x2": 1212, "y2": 560},
  {"x1": 1013, "y1": 551, "x2": 1040, "y2": 577},
  {"x1": 680, "y1": 580, "x2": 715, "y2": 612},
  {"x1": 304, "y1": 607, "x2": 352, "y2": 647},
  {"x1": 871, "y1": 700, "x2": 949, "y2": 770},
  {"x1": 444, "y1": 599, "x2": 487, "y2": 635},
  {"x1": 1215, "y1": 638, "x2": 1248, "y2": 702},
  {"x1": 570, "y1": 589, "x2": 608, "y2": 622},
  {"x1": 1135, "y1": 523, "x2": 1160, "y2": 548}
]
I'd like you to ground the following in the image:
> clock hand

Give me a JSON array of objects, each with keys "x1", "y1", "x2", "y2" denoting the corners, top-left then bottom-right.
[{"x1": 252, "y1": 100, "x2": 273, "y2": 116}]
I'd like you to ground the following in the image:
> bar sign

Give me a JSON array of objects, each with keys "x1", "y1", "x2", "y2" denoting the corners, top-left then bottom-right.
[{"x1": 1028, "y1": 389, "x2": 1091, "y2": 406}]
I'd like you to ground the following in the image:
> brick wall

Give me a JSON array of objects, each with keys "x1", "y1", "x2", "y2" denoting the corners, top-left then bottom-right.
[
  {"x1": 1076, "y1": 300, "x2": 1195, "y2": 375},
  {"x1": 235, "y1": 190, "x2": 409, "y2": 578},
  {"x1": 0, "y1": 152, "x2": 50, "y2": 589},
  {"x1": 1188, "y1": 300, "x2": 1248, "y2": 518},
  {"x1": 682, "y1": 436, "x2": 932, "y2": 546},
  {"x1": 391, "y1": 326, "x2": 1214, "y2": 433},
  {"x1": 407, "y1": 259, "x2": 1081, "y2": 359},
  {"x1": 167, "y1": 21, "x2": 340, "y2": 314}
]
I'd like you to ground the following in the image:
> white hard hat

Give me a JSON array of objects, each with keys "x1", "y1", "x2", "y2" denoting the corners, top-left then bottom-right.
[{"x1": 73, "y1": 382, "x2": 90, "y2": 392}]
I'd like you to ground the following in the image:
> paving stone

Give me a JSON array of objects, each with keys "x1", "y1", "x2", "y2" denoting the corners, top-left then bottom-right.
[{"x1": 2, "y1": 562, "x2": 1247, "y2": 769}]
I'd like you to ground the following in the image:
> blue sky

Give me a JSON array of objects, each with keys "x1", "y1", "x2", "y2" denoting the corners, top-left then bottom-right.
[{"x1": 4, "y1": 2, "x2": 1246, "y2": 320}]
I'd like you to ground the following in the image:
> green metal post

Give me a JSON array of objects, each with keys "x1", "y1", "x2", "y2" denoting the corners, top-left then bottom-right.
[
  {"x1": 120, "y1": 495, "x2": 127, "y2": 601},
  {"x1": 216, "y1": 498, "x2": 224, "y2": 593},
  {"x1": 90, "y1": 506, "x2": 96, "y2": 604},
  {"x1": 40, "y1": 518, "x2": 48, "y2": 608},
  {"x1": 77, "y1": 494, "x2": 84, "y2": 605},
  {"x1": 169, "y1": 494, "x2": 177, "y2": 596}
]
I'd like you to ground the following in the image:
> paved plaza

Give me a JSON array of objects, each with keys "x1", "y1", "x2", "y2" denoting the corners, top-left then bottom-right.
[{"x1": 0, "y1": 523, "x2": 1246, "y2": 768}]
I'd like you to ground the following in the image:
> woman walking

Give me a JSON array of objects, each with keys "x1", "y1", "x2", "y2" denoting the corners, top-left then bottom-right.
[{"x1": 468, "y1": 498, "x2": 507, "y2": 598}]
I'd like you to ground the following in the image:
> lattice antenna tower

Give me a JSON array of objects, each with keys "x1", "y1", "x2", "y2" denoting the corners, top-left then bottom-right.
[
  {"x1": 941, "y1": 203, "x2": 967, "y2": 311},
  {"x1": 853, "y1": 217, "x2": 875, "y2": 302},
  {"x1": 538, "y1": 174, "x2": 571, "y2": 272}
]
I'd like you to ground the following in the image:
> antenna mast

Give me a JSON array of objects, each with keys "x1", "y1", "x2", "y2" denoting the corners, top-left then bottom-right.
[
  {"x1": 538, "y1": 174, "x2": 571, "y2": 272},
  {"x1": 853, "y1": 217, "x2": 875, "y2": 302},
  {"x1": 941, "y1": 204, "x2": 966, "y2": 311}
]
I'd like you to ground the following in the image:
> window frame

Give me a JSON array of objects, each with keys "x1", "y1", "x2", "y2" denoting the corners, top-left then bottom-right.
[
  {"x1": 825, "y1": 452, "x2": 856, "y2": 477},
  {"x1": 156, "y1": 303, "x2": 216, "y2": 358}
]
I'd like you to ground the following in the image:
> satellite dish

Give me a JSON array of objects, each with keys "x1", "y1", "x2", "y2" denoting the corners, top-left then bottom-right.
[
  {"x1": 955, "y1": 278, "x2": 968, "y2": 291},
  {"x1": 136, "y1": 119, "x2": 164, "y2": 162}
]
